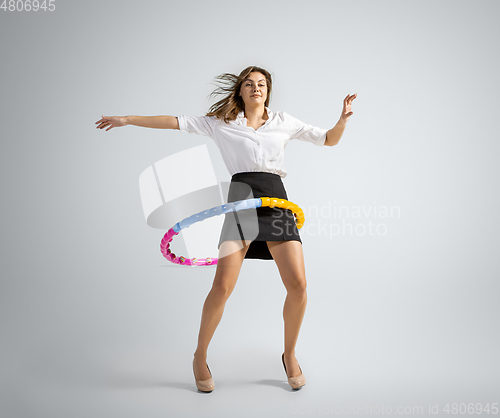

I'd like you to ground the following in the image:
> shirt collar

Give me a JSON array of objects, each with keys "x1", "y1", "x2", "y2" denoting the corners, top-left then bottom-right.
[{"x1": 236, "y1": 107, "x2": 273, "y2": 125}]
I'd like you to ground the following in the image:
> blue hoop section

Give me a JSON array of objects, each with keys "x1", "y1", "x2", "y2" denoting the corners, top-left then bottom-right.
[{"x1": 172, "y1": 198, "x2": 262, "y2": 233}]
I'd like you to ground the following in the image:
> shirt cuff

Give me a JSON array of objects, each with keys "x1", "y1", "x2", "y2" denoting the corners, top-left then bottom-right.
[
  {"x1": 176, "y1": 115, "x2": 187, "y2": 132},
  {"x1": 317, "y1": 130, "x2": 328, "y2": 146}
]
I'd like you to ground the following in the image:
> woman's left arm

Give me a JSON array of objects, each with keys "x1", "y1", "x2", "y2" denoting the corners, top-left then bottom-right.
[{"x1": 324, "y1": 93, "x2": 357, "y2": 147}]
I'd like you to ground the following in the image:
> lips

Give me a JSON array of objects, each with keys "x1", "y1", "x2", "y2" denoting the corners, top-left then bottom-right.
[{"x1": 251, "y1": 95, "x2": 261, "y2": 97}]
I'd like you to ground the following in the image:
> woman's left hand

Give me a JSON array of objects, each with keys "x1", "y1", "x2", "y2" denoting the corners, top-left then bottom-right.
[{"x1": 339, "y1": 93, "x2": 357, "y2": 123}]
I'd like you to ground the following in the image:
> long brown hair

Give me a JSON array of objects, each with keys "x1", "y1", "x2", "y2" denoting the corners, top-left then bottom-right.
[{"x1": 205, "y1": 66, "x2": 273, "y2": 124}]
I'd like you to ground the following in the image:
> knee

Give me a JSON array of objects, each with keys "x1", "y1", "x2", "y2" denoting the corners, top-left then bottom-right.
[
  {"x1": 286, "y1": 276, "x2": 307, "y2": 296},
  {"x1": 211, "y1": 281, "x2": 234, "y2": 300}
]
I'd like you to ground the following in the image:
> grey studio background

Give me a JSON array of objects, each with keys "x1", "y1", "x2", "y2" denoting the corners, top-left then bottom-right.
[{"x1": 1, "y1": 0, "x2": 499, "y2": 417}]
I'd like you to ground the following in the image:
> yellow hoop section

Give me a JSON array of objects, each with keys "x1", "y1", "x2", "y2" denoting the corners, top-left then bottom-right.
[{"x1": 259, "y1": 197, "x2": 305, "y2": 229}]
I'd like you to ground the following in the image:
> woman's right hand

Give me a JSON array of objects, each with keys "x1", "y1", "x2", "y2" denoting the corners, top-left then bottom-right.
[{"x1": 95, "y1": 115, "x2": 127, "y2": 131}]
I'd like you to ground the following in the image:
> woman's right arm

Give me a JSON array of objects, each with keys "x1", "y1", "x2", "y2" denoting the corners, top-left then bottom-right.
[
  {"x1": 95, "y1": 115, "x2": 179, "y2": 131},
  {"x1": 126, "y1": 115, "x2": 179, "y2": 130}
]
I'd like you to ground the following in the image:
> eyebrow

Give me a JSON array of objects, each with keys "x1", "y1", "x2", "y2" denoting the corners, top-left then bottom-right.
[{"x1": 244, "y1": 78, "x2": 265, "y2": 82}]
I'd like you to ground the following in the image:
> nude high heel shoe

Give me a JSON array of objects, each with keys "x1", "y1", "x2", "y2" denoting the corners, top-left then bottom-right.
[
  {"x1": 192, "y1": 359, "x2": 215, "y2": 393},
  {"x1": 282, "y1": 353, "x2": 306, "y2": 390}
]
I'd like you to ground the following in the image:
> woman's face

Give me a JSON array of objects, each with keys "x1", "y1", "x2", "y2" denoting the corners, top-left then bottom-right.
[{"x1": 239, "y1": 72, "x2": 267, "y2": 107}]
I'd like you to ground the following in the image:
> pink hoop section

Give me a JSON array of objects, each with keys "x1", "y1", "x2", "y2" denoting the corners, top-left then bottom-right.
[{"x1": 160, "y1": 228, "x2": 218, "y2": 266}]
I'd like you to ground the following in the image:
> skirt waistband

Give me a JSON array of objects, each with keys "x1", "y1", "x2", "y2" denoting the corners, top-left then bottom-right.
[{"x1": 231, "y1": 171, "x2": 282, "y2": 180}]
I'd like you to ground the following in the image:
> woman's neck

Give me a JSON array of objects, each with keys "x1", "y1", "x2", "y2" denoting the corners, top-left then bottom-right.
[{"x1": 244, "y1": 105, "x2": 268, "y2": 122}]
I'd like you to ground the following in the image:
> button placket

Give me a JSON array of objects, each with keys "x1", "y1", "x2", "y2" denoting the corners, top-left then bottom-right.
[{"x1": 254, "y1": 130, "x2": 264, "y2": 171}]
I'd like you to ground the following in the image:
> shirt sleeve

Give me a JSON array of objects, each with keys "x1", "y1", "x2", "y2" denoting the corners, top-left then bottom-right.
[
  {"x1": 176, "y1": 115, "x2": 215, "y2": 138},
  {"x1": 283, "y1": 111, "x2": 328, "y2": 146}
]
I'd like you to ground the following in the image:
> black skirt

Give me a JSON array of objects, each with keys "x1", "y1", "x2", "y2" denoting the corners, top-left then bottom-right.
[{"x1": 217, "y1": 171, "x2": 302, "y2": 260}]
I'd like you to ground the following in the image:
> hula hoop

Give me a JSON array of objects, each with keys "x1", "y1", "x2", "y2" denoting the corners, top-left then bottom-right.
[{"x1": 160, "y1": 197, "x2": 305, "y2": 266}]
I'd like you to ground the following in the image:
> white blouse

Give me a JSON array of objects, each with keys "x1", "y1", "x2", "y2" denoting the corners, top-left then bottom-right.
[{"x1": 176, "y1": 107, "x2": 328, "y2": 179}]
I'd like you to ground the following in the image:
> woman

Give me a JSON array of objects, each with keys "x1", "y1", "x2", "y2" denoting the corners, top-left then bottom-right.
[{"x1": 95, "y1": 65, "x2": 356, "y2": 392}]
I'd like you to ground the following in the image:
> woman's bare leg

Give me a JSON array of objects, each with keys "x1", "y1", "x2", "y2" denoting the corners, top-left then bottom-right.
[
  {"x1": 267, "y1": 240, "x2": 307, "y2": 378},
  {"x1": 192, "y1": 240, "x2": 251, "y2": 381}
]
